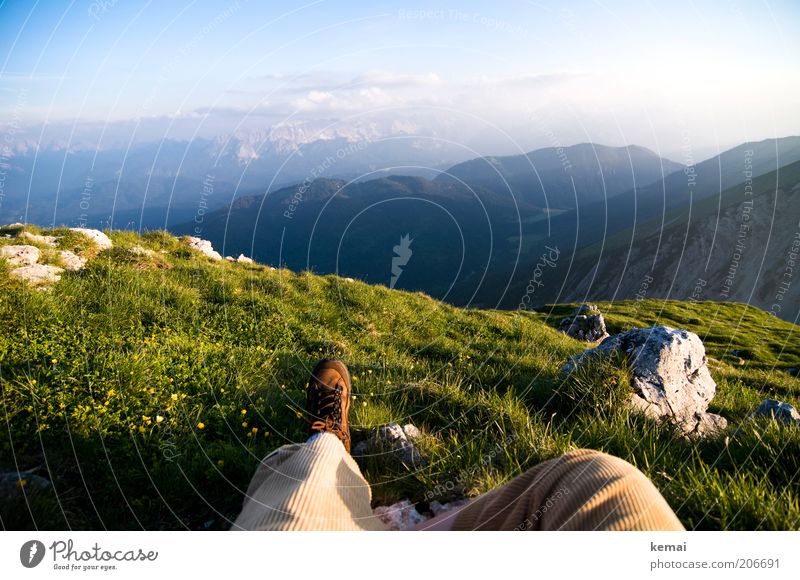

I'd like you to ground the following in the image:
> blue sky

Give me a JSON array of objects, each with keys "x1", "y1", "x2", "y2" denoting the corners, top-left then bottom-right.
[{"x1": 1, "y1": 0, "x2": 799, "y2": 155}]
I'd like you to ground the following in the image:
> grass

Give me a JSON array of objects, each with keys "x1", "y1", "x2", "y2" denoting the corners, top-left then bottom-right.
[{"x1": 1, "y1": 228, "x2": 799, "y2": 530}]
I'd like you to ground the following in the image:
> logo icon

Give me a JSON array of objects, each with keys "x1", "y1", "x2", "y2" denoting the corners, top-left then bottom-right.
[
  {"x1": 20, "y1": 540, "x2": 46, "y2": 568},
  {"x1": 390, "y1": 234, "x2": 413, "y2": 289}
]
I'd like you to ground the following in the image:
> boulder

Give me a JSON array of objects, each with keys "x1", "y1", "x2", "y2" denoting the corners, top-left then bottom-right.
[
  {"x1": 236, "y1": 254, "x2": 254, "y2": 264},
  {"x1": 563, "y1": 326, "x2": 727, "y2": 437},
  {"x1": 0, "y1": 244, "x2": 40, "y2": 266},
  {"x1": 59, "y1": 250, "x2": 87, "y2": 271},
  {"x1": 184, "y1": 236, "x2": 222, "y2": 260},
  {"x1": 558, "y1": 304, "x2": 609, "y2": 341},
  {"x1": 754, "y1": 399, "x2": 800, "y2": 426},
  {"x1": 352, "y1": 422, "x2": 427, "y2": 468},
  {"x1": 69, "y1": 228, "x2": 113, "y2": 249},
  {"x1": 10, "y1": 264, "x2": 64, "y2": 285}
]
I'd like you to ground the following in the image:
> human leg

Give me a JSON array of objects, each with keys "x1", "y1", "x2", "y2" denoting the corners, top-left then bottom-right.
[
  {"x1": 232, "y1": 359, "x2": 385, "y2": 531},
  {"x1": 418, "y1": 449, "x2": 684, "y2": 531}
]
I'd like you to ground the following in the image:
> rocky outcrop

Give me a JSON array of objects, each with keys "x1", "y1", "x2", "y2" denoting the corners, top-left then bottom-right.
[
  {"x1": 563, "y1": 326, "x2": 727, "y2": 437},
  {"x1": 353, "y1": 423, "x2": 427, "y2": 468},
  {"x1": 0, "y1": 244, "x2": 41, "y2": 267},
  {"x1": 184, "y1": 236, "x2": 222, "y2": 260},
  {"x1": 59, "y1": 250, "x2": 87, "y2": 271},
  {"x1": 20, "y1": 231, "x2": 58, "y2": 247},
  {"x1": 69, "y1": 228, "x2": 113, "y2": 249},
  {"x1": 754, "y1": 399, "x2": 800, "y2": 426},
  {"x1": 236, "y1": 254, "x2": 254, "y2": 264},
  {"x1": 558, "y1": 304, "x2": 609, "y2": 341},
  {"x1": 10, "y1": 264, "x2": 64, "y2": 285}
]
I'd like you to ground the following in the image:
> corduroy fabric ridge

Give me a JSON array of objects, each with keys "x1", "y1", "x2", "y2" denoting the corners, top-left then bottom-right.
[{"x1": 232, "y1": 433, "x2": 683, "y2": 531}]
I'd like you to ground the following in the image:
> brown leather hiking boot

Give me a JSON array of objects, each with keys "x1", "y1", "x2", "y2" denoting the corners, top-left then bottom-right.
[{"x1": 306, "y1": 359, "x2": 352, "y2": 452}]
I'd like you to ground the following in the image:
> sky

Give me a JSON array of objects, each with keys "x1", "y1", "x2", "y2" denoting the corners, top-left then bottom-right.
[{"x1": 1, "y1": 0, "x2": 799, "y2": 158}]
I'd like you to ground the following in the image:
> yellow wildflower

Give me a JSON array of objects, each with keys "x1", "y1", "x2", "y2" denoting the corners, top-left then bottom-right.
[
  {"x1": 171, "y1": 394, "x2": 178, "y2": 401},
  {"x1": 197, "y1": 422, "x2": 205, "y2": 430},
  {"x1": 240, "y1": 409, "x2": 247, "y2": 415},
  {"x1": 155, "y1": 415, "x2": 164, "y2": 423}
]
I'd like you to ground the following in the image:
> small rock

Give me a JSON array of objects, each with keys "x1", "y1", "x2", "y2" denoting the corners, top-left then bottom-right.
[
  {"x1": 129, "y1": 245, "x2": 155, "y2": 257},
  {"x1": 372, "y1": 500, "x2": 428, "y2": 531},
  {"x1": 402, "y1": 424, "x2": 421, "y2": 439},
  {"x1": 754, "y1": 399, "x2": 800, "y2": 426},
  {"x1": 344, "y1": 277, "x2": 355, "y2": 283},
  {"x1": 353, "y1": 422, "x2": 427, "y2": 469},
  {"x1": 0, "y1": 244, "x2": 40, "y2": 266},
  {"x1": 19, "y1": 231, "x2": 59, "y2": 247},
  {"x1": 69, "y1": 228, "x2": 113, "y2": 249},
  {"x1": 225, "y1": 256, "x2": 235, "y2": 262},
  {"x1": 429, "y1": 499, "x2": 471, "y2": 517},
  {"x1": 59, "y1": 250, "x2": 87, "y2": 271},
  {"x1": 694, "y1": 412, "x2": 728, "y2": 437},
  {"x1": 0, "y1": 469, "x2": 52, "y2": 497},
  {"x1": 558, "y1": 304, "x2": 609, "y2": 342},
  {"x1": 10, "y1": 264, "x2": 64, "y2": 285},
  {"x1": 184, "y1": 236, "x2": 222, "y2": 260},
  {"x1": 236, "y1": 254, "x2": 254, "y2": 264}
]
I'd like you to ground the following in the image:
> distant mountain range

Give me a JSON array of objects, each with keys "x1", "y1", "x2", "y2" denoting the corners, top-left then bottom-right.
[
  {"x1": 8, "y1": 130, "x2": 799, "y2": 321},
  {"x1": 437, "y1": 143, "x2": 684, "y2": 209},
  {"x1": 0, "y1": 120, "x2": 467, "y2": 228},
  {"x1": 170, "y1": 137, "x2": 800, "y2": 321},
  {"x1": 558, "y1": 160, "x2": 800, "y2": 323},
  {"x1": 170, "y1": 143, "x2": 682, "y2": 301}
]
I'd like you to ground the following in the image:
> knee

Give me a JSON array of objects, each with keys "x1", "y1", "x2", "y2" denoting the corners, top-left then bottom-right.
[{"x1": 562, "y1": 449, "x2": 644, "y2": 476}]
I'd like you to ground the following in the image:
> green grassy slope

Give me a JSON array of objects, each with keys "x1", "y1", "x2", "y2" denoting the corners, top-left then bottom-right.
[{"x1": 1, "y1": 229, "x2": 798, "y2": 530}]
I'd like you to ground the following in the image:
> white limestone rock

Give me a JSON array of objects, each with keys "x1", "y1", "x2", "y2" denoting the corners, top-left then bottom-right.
[
  {"x1": 184, "y1": 236, "x2": 222, "y2": 261},
  {"x1": 372, "y1": 500, "x2": 428, "y2": 531},
  {"x1": 59, "y1": 250, "x2": 87, "y2": 271},
  {"x1": 563, "y1": 326, "x2": 727, "y2": 437},
  {"x1": 754, "y1": 399, "x2": 800, "y2": 426},
  {"x1": 69, "y1": 228, "x2": 113, "y2": 249},
  {"x1": 10, "y1": 264, "x2": 64, "y2": 285},
  {"x1": 129, "y1": 245, "x2": 155, "y2": 257},
  {"x1": 20, "y1": 231, "x2": 59, "y2": 247},
  {"x1": 0, "y1": 245, "x2": 40, "y2": 267}
]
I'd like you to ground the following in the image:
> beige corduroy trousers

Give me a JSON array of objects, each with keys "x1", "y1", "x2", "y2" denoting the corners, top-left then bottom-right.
[{"x1": 232, "y1": 432, "x2": 684, "y2": 531}]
